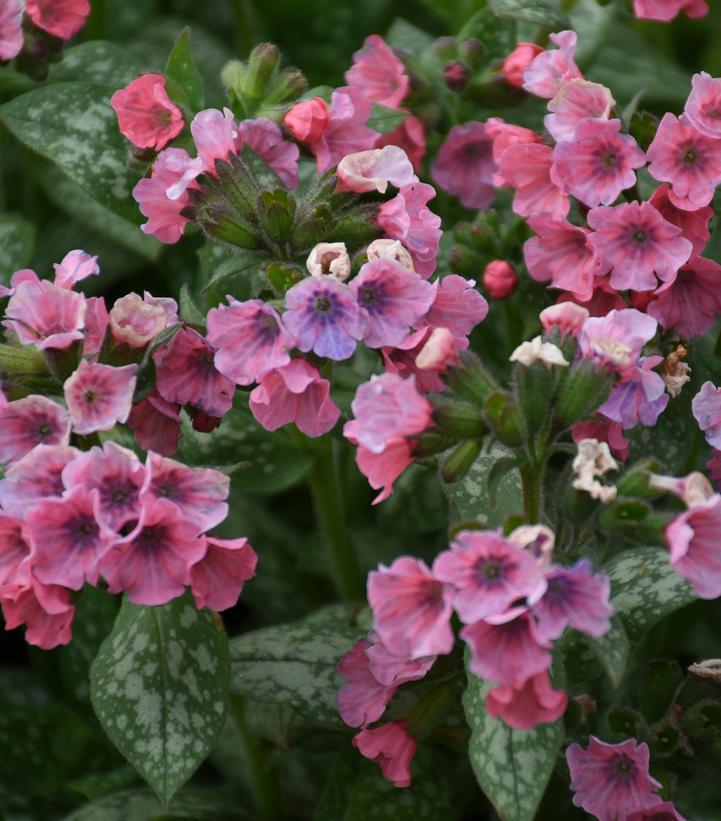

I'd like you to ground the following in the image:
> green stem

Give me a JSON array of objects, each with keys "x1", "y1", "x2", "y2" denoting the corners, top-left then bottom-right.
[{"x1": 520, "y1": 450, "x2": 548, "y2": 524}]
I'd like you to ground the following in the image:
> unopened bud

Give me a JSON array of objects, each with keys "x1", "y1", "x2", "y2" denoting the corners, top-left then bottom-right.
[
  {"x1": 430, "y1": 395, "x2": 486, "y2": 439},
  {"x1": 457, "y1": 39, "x2": 485, "y2": 69},
  {"x1": 443, "y1": 61, "x2": 471, "y2": 92},
  {"x1": 366, "y1": 239, "x2": 414, "y2": 272},
  {"x1": 284, "y1": 97, "x2": 330, "y2": 143},
  {"x1": 484, "y1": 390, "x2": 524, "y2": 447},
  {"x1": 306, "y1": 242, "x2": 350, "y2": 282},
  {"x1": 443, "y1": 350, "x2": 498, "y2": 405},
  {"x1": 508, "y1": 525, "x2": 554, "y2": 567},
  {"x1": 483, "y1": 260, "x2": 517, "y2": 299},
  {"x1": 501, "y1": 42, "x2": 544, "y2": 88},
  {"x1": 553, "y1": 358, "x2": 615, "y2": 430},
  {"x1": 539, "y1": 303, "x2": 589, "y2": 337},
  {"x1": 440, "y1": 438, "x2": 482, "y2": 483}
]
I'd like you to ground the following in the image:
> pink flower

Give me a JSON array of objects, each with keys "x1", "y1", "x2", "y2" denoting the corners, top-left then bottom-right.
[
  {"x1": 588, "y1": 202, "x2": 692, "y2": 291},
  {"x1": 0, "y1": 397, "x2": 71, "y2": 466},
  {"x1": 64, "y1": 360, "x2": 137, "y2": 435},
  {"x1": 350, "y1": 260, "x2": 433, "y2": 348},
  {"x1": 249, "y1": 359, "x2": 341, "y2": 437},
  {"x1": 190, "y1": 107, "x2": 238, "y2": 171},
  {"x1": 377, "y1": 182, "x2": 442, "y2": 278},
  {"x1": 308, "y1": 88, "x2": 379, "y2": 173},
  {"x1": 486, "y1": 671, "x2": 568, "y2": 730},
  {"x1": 284, "y1": 97, "x2": 330, "y2": 143},
  {"x1": 684, "y1": 72, "x2": 721, "y2": 138},
  {"x1": 498, "y1": 142, "x2": 569, "y2": 220},
  {"x1": 283, "y1": 276, "x2": 363, "y2": 360},
  {"x1": 635, "y1": 0, "x2": 707, "y2": 19},
  {"x1": 434, "y1": 530, "x2": 543, "y2": 623},
  {"x1": 365, "y1": 632, "x2": 436, "y2": 687},
  {"x1": 4, "y1": 277, "x2": 86, "y2": 350},
  {"x1": 566, "y1": 736, "x2": 663, "y2": 821},
  {"x1": 336, "y1": 146, "x2": 416, "y2": 194},
  {"x1": 666, "y1": 493, "x2": 721, "y2": 598},
  {"x1": 375, "y1": 116, "x2": 426, "y2": 172},
  {"x1": 647, "y1": 256, "x2": 721, "y2": 338},
  {"x1": 25, "y1": 0, "x2": 89, "y2": 40},
  {"x1": 649, "y1": 184, "x2": 712, "y2": 256},
  {"x1": 501, "y1": 42, "x2": 544, "y2": 88},
  {"x1": 486, "y1": 117, "x2": 542, "y2": 183},
  {"x1": 109, "y1": 292, "x2": 172, "y2": 348},
  {"x1": 424, "y1": 275, "x2": 488, "y2": 339},
  {"x1": 127, "y1": 391, "x2": 181, "y2": 456},
  {"x1": 190, "y1": 536, "x2": 257, "y2": 611},
  {"x1": 539, "y1": 303, "x2": 589, "y2": 336},
  {"x1": 1, "y1": 577, "x2": 75, "y2": 649},
  {"x1": 237, "y1": 118, "x2": 300, "y2": 189},
  {"x1": 461, "y1": 607, "x2": 552, "y2": 687},
  {"x1": 483, "y1": 261, "x2": 518, "y2": 299},
  {"x1": 353, "y1": 439, "x2": 414, "y2": 505},
  {"x1": 62, "y1": 442, "x2": 145, "y2": 532},
  {"x1": 692, "y1": 381, "x2": 721, "y2": 449},
  {"x1": 206, "y1": 298, "x2": 293, "y2": 386},
  {"x1": 83, "y1": 297, "x2": 109, "y2": 358},
  {"x1": 578, "y1": 308, "x2": 658, "y2": 373},
  {"x1": 111, "y1": 74, "x2": 184, "y2": 151},
  {"x1": 345, "y1": 35, "x2": 409, "y2": 109},
  {"x1": 524, "y1": 215, "x2": 601, "y2": 300},
  {"x1": 51, "y1": 250, "x2": 99, "y2": 291},
  {"x1": 367, "y1": 556, "x2": 454, "y2": 659},
  {"x1": 154, "y1": 327, "x2": 234, "y2": 418},
  {"x1": 647, "y1": 113, "x2": 721, "y2": 210},
  {"x1": 551, "y1": 119, "x2": 645, "y2": 208},
  {"x1": 353, "y1": 721, "x2": 416, "y2": 788},
  {"x1": 545, "y1": 79, "x2": 615, "y2": 142},
  {"x1": 337, "y1": 639, "x2": 396, "y2": 728},
  {"x1": 523, "y1": 30, "x2": 583, "y2": 99},
  {"x1": 0, "y1": 515, "x2": 32, "y2": 590},
  {"x1": 133, "y1": 148, "x2": 197, "y2": 243},
  {"x1": 101, "y1": 498, "x2": 206, "y2": 605},
  {"x1": 625, "y1": 801, "x2": 688, "y2": 820},
  {"x1": 599, "y1": 357, "x2": 669, "y2": 429},
  {"x1": 431, "y1": 123, "x2": 496, "y2": 210},
  {"x1": 0, "y1": 0, "x2": 22, "y2": 61},
  {"x1": 0, "y1": 444, "x2": 78, "y2": 515}
]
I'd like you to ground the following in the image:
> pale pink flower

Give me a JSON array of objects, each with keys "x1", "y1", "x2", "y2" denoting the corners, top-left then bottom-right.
[
  {"x1": 431, "y1": 123, "x2": 496, "y2": 210},
  {"x1": 353, "y1": 438, "x2": 414, "y2": 505},
  {"x1": 237, "y1": 118, "x2": 300, "y2": 189},
  {"x1": 523, "y1": 30, "x2": 583, "y2": 99},
  {"x1": 52, "y1": 249, "x2": 99, "y2": 290},
  {"x1": 578, "y1": 308, "x2": 658, "y2": 373},
  {"x1": 336, "y1": 146, "x2": 416, "y2": 194},
  {"x1": 82, "y1": 297, "x2": 109, "y2": 358},
  {"x1": 365, "y1": 632, "x2": 436, "y2": 687},
  {"x1": 551, "y1": 119, "x2": 646, "y2": 207},
  {"x1": 109, "y1": 292, "x2": 173, "y2": 348},
  {"x1": 353, "y1": 722, "x2": 416, "y2": 788},
  {"x1": 375, "y1": 116, "x2": 426, "y2": 172},
  {"x1": 111, "y1": 74, "x2": 184, "y2": 151},
  {"x1": 307, "y1": 242, "x2": 351, "y2": 281},
  {"x1": 190, "y1": 107, "x2": 238, "y2": 171},
  {"x1": 433, "y1": 530, "x2": 543, "y2": 624},
  {"x1": 540, "y1": 303, "x2": 589, "y2": 336},
  {"x1": 1, "y1": 577, "x2": 75, "y2": 649},
  {"x1": 127, "y1": 391, "x2": 181, "y2": 456},
  {"x1": 0, "y1": 444, "x2": 79, "y2": 515},
  {"x1": 566, "y1": 736, "x2": 662, "y2": 821},
  {"x1": 377, "y1": 182, "x2": 442, "y2": 278},
  {"x1": 498, "y1": 142, "x2": 569, "y2": 220},
  {"x1": 666, "y1": 493, "x2": 721, "y2": 598},
  {"x1": 647, "y1": 256, "x2": 721, "y2": 338},
  {"x1": 0, "y1": 0, "x2": 22, "y2": 61},
  {"x1": 101, "y1": 498, "x2": 206, "y2": 605},
  {"x1": 635, "y1": 0, "x2": 707, "y2": 19},
  {"x1": 483, "y1": 261, "x2": 518, "y2": 299},
  {"x1": 337, "y1": 639, "x2": 396, "y2": 728},
  {"x1": 346, "y1": 35, "x2": 409, "y2": 109},
  {"x1": 0, "y1": 397, "x2": 71, "y2": 466},
  {"x1": 647, "y1": 113, "x2": 721, "y2": 210},
  {"x1": 0, "y1": 515, "x2": 32, "y2": 590},
  {"x1": 684, "y1": 72, "x2": 721, "y2": 139},
  {"x1": 367, "y1": 556, "x2": 454, "y2": 659},
  {"x1": 133, "y1": 148, "x2": 197, "y2": 243},
  {"x1": 190, "y1": 536, "x2": 257, "y2": 612},
  {"x1": 4, "y1": 278, "x2": 86, "y2": 350},
  {"x1": 501, "y1": 42, "x2": 544, "y2": 88},
  {"x1": 424, "y1": 275, "x2": 488, "y2": 339},
  {"x1": 649, "y1": 183, "x2": 712, "y2": 256},
  {"x1": 284, "y1": 97, "x2": 330, "y2": 143},
  {"x1": 64, "y1": 360, "x2": 137, "y2": 435},
  {"x1": 308, "y1": 88, "x2": 379, "y2": 173},
  {"x1": 588, "y1": 202, "x2": 692, "y2": 291},
  {"x1": 26, "y1": 0, "x2": 89, "y2": 40},
  {"x1": 545, "y1": 79, "x2": 615, "y2": 142},
  {"x1": 249, "y1": 359, "x2": 341, "y2": 438},
  {"x1": 486, "y1": 671, "x2": 567, "y2": 730}
]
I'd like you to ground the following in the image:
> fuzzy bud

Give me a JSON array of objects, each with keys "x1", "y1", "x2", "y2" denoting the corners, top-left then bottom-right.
[
  {"x1": 501, "y1": 42, "x2": 544, "y2": 88},
  {"x1": 443, "y1": 62, "x2": 471, "y2": 92},
  {"x1": 483, "y1": 260, "x2": 518, "y2": 299},
  {"x1": 284, "y1": 97, "x2": 330, "y2": 143}
]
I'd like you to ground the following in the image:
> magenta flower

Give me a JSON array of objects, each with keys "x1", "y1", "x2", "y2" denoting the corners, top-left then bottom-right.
[
  {"x1": 530, "y1": 560, "x2": 613, "y2": 643},
  {"x1": 189, "y1": 536, "x2": 257, "y2": 612},
  {"x1": 666, "y1": 493, "x2": 721, "y2": 598},
  {"x1": 649, "y1": 184, "x2": 712, "y2": 256},
  {"x1": 4, "y1": 277, "x2": 86, "y2": 351},
  {"x1": 522, "y1": 30, "x2": 583, "y2": 99},
  {"x1": 551, "y1": 118, "x2": 646, "y2": 207},
  {"x1": 431, "y1": 123, "x2": 496, "y2": 210},
  {"x1": 0, "y1": 515, "x2": 32, "y2": 590},
  {"x1": 647, "y1": 113, "x2": 721, "y2": 210},
  {"x1": 249, "y1": 359, "x2": 341, "y2": 438},
  {"x1": 62, "y1": 442, "x2": 145, "y2": 532},
  {"x1": 498, "y1": 142, "x2": 569, "y2": 221},
  {"x1": 486, "y1": 670, "x2": 568, "y2": 730},
  {"x1": 588, "y1": 202, "x2": 692, "y2": 291},
  {"x1": 599, "y1": 357, "x2": 669, "y2": 429},
  {"x1": 648, "y1": 256, "x2": 721, "y2": 338},
  {"x1": 524, "y1": 215, "x2": 601, "y2": 300},
  {"x1": 206, "y1": 298, "x2": 294, "y2": 386},
  {"x1": 461, "y1": 607, "x2": 552, "y2": 688},
  {"x1": 0, "y1": 396, "x2": 71, "y2": 466},
  {"x1": 345, "y1": 35, "x2": 409, "y2": 109},
  {"x1": 545, "y1": 79, "x2": 615, "y2": 142},
  {"x1": 433, "y1": 530, "x2": 543, "y2": 623},
  {"x1": 350, "y1": 260, "x2": 433, "y2": 348},
  {"x1": 283, "y1": 276, "x2": 363, "y2": 361},
  {"x1": 1, "y1": 577, "x2": 75, "y2": 650},
  {"x1": 53, "y1": 249, "x2": 100, "y2": 290},
  {"x1": 308, "y1": 88, "x2": 379, "y2": 173},
  {"x1": 101, "y1": 498, "x2": 206, "y2": 606},
  {"x1": 684, "y1": 72, "x2": 721, "y2": 139},
  {"x1": 625, "y1": 801, "x2": 688, "y2": 820},
  {"x1": 336, "y1": 146, "x2": 416, "y2": 194},
  {"x1": 636, "y1": 0, "x2": 707, "y2": 19},
  {"x1": 367, "y1": 556, "x2": 454, "y2": 659},
  {"x1": 336, "y1": 639, "x2": 396, "y2": 728},
  {"x1": 566, "y1": 736, "x2": 663, "y2": 821},
  {"x1": 111, "y1": 74, "x2": 184, "y2": 151},
  {"x1": 0, "y1": 0, "x2": 22, "y2": 61},
  {"x1": 127, "y1": 391, "x2": 181, "y2": 457},
  {"x1": 424, "y1": 275, "x2": 489, "y2": 340},
  {"x1": 353, "y1": 439, "x2": 414, "y2": 505},
  {"x1": 353, "y1": 721, "x2": 416, "y2": 788},
  {"x1": 0, "y1": 444, "x2": 79, "y2": 516},
  {"x1": 64, "y1": 360, "x2": 137, "y2": 435},
  {"x1": 25, "y1": 0, "x2": 89, "y2": 40},
  {"x1": 154, "y1": 327, "x2": 234, "y2": 418}
]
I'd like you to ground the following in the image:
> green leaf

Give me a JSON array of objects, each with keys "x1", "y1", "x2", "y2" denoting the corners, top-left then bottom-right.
[
  {"x1": 0, "y1": 82, "x2": 143, "y2": 225},
  {"x1": 0, "y1": 213, "x2": 36, "y2": 283},
  {"x1": 463, "y1": 657, "x2": 564, "y2": 821},
  {"x1": 385, "y1": 18, "x2": 435, "y2": 55},
  {"x1": 488, "y1": 0, "x2": 570, "y2": 29},
  {"x1": 229, "y1": 604, "x2": 365, "y2": 728},
  {"x1": 561, "y1": 615, "x2": 629, "y2": 688},
  {"x1": 165, "y1": 28, "x2": 205, "y2": 113},
  {"x1": 367, "y1": 103, "x2": 408, "y2": 134},
  {"x1": 90, "y1": 595, "x2": 231, "y2": 806},
  {"x1": 179, "y1": 284, "x2": 206, "y2": 327},
  {"x1": 604, "y1": 547, "x2": 696, "y2": 642},
  {"x1": 48, "y1": 41, "x2": 145, "y2": 86}
]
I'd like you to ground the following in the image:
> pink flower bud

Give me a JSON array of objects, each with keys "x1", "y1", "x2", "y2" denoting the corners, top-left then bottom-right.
[
  {"x1": 483, "y1": 260, "x2": 518, "y2": 299},
  {"x1": 284, "y1": 97, "x2": 330, "y2": 143},
  {"x1": 501, "y1": 42, "x2": 544, "y2": 88},
  {"x1": 443, "y1": 62, "x2": 470, "y2": 91}
]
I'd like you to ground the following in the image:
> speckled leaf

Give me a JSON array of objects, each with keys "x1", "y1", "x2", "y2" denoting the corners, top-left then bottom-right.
[
  {"x1": 0, "y1": 82, "x2": 143, "y2": 225},
  {"x1": 0, "y1": 213, "x2": 36, "y2": 283},
  {"x1": 48, "y1": 41, "x2": 145, "y2": 86},
  {"x1": 605, "y1": 547, "x2": 696, "y2": 642},
  {"x1": 229, "y1": 605, "x2": 365, "y2": 728},
  {"x1": 561, "y1": 615, "x2": 629, "y2": 688},
  {"x1": 90, "y1": 595, "x2": 231, "y2": 806},
  {"x1": 489, "y1": 0, "x2": 570, "y2": 28},
  {"x1": 463, "y1": 660, "x2": 564, "y2": 821}
]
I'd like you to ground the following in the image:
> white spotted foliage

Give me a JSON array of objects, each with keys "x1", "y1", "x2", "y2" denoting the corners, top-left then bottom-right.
[
  {"x1": 0, "y1": 213, "x2": 35, "y2": 283},
  {"x1": 89, "y1": 595, "x2": 230, "y2": 806}
]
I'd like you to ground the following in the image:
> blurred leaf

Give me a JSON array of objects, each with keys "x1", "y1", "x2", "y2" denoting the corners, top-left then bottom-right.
[
  {"x1": 367, "y1": 103, "x2": 407, "y2": 134},
  {"x1": 488, "y1": 0, "x2": 570, "y2": 29},
  {"x1": 0, "y1": 212, "x2": 36, "y2": 282},
  {"x1": 48, "y1": 41, "x2": 145, "y2": 86},
  {"x1": 570, "y1": 0, "x2": 619, "y2": 69},
  {"x1": 562, "y1": 615, "x2": 629, "y2": 688},
  {"x1": 385, "y1": 18, "x2": 435, "y2": 55},
  {"x1": 90, "y1": 594, "x2": 230, "y2": 806},
  {"x1": 165, "y1": 28, "x2": 205, "y2": 113}
]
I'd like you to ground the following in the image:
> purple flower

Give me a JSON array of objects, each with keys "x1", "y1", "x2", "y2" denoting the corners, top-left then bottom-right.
[{"x1": 598, "y1": 357, "x2": 669, "y2": 429}]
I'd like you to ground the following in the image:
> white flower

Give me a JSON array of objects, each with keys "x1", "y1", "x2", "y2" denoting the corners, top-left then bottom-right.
[
  {"x1": 509, "y1": 336, "x2": 569, "y2": 368},
  {"x1": 366, "y1": 238, "x2": 415, "y2": 272},
  {"x1": 572, "y1": 438, "x2": 618, "y2": 502},
  {"x1": 306, "y1": 242, "x2": 351, "y2": 282}
]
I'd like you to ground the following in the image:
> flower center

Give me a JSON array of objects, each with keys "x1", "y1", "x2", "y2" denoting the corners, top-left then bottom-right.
[
  {"x1": 315, "y1": 296, "x2": 333, "y2": 314},
  {"x1": 682, "y1": 146, "x2": 698, "y2": 164},
  {"x1": 84, "y1": 389, "x2": 97, "y2": 404},
  {"x1": 37, "y1": 421, "x2": 53, "y2": 439},
  {"x1": 631, "y1": 228, "x2": 646, "y2": 244},
  {"x1": 601, "y1": 152, "x2": 617, "y2": 168}
]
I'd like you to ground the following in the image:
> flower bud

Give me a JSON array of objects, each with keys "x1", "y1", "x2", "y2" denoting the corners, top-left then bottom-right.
[
  {"x1": 413, "y1": 430, "x2": 457, "y2": 458},
  {"x1": 457, "y1": 39, "x2": 485, "y2": 70},
  {"x1": 484, "y1": 390, "x2": 524, "y2": 447},
  {"x1": 366, "y1": 239, "x2": 414, "y2": 272},
  {"x1": 443, "y1": 350, "x2": 498, "y2": 405},
  {"x1": 429, "y1": 394, "x2": 486, "y2": 439},
  {"x1": 501, "y1": 42, "x2": 544, "y2": 88},
  {"x1": 306, "y1": 242, "x2": 351, "y2": 282},
  {"x1": 483, "y1": 260, "x2": 517, "y2": 299},
  {"x1": 443, "y1": 61, "x2": 471, "y2": 92},
  {"x1": 440, "y1": 438, "x2": 482, "y2": 484},
  {"x1": 553, "y1": 358, "x2": 615, "y2": 431},
  {"x1": 284, "y1": 97, "x2": 330, "y2": 143}
]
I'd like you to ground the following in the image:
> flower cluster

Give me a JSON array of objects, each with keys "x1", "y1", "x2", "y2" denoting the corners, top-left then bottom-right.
[{"x1": 0, "y1": 0, "x2": 89, "y2": 61}]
